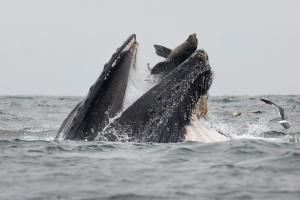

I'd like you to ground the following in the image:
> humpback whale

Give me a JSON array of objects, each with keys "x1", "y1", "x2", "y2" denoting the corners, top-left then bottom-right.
[
  {"x1": 100, "y1": 49, "x2": 213, "y2": 142},
  {"x1": 56, "y1": 34, "x2": 218, "y2": 143},
  {"x1": 56, "y1": 34, "x2": 138, "y2": 140},
  {"x1": 150, "y1": 33, "x2": 198, "y2": 76}
]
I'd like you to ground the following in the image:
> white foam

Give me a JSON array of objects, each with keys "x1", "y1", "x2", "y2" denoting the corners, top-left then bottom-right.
[
  {"x1": 278, "y1": 120, "x2": 289, "y2": 124},
  {"x1": 185, "y1": 118, "x2": 229, "y2": 143},
  {"x1": 231, "y1": 134, "x2": 291, "y2": 143},
  {"x1": 21, "y1": 135, "x2": 55, "y2": 141}
]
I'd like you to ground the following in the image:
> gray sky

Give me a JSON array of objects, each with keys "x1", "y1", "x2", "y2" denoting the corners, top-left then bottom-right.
[{"x1": 0, "y1": 0, "x2": 299, "y2": 96}]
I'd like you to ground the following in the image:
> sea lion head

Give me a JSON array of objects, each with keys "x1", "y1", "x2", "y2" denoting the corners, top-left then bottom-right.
[{"x1": 186, "y1": 33, "x2": 198, "y2": 45}]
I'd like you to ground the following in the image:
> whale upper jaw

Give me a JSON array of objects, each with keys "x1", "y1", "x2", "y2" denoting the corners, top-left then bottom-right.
[
  {"x1": 102, "y1": 50, "x2": 214, "y2": 143},
  {"x1": 56, "y1": 34, "x2": 138, "y2": 141}
]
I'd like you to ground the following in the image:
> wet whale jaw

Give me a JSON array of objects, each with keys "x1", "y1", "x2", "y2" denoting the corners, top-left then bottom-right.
[
  {"x1": 102, "y1": 50, "x2": 214, "y2": 143},
  {"x1": 56, "y1": 34, "x2": 138, "y2": 141}
]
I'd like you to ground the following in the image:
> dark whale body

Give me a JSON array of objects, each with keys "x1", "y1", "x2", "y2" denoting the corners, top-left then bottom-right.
[
  {"x1": 56, "y1": 34, "x2": 138, "y2": 140},
  {"x1": 101, "y1": 50, "x2": 213, "y2": 143}
]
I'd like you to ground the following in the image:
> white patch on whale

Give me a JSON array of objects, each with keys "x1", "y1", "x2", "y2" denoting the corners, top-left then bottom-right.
[
  {"x1": 122, "y1": 48, "x2": 155, "y2": 111},
  {"x1": 185, "y1": 118, "x2": 229, "y2": 143}
]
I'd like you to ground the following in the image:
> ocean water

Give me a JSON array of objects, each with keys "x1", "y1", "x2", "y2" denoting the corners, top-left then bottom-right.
[{"x1": 0, "y1": 95, "x2": 300, "y2": 200}]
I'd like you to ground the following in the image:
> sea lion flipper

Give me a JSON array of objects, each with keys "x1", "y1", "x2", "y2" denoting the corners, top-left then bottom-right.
[
  {"x1": 150, "y1": 61, "x2": 170, "y2": 75},
  {"x1": 154, "y1": 45, "x2": 172, "y2": 58}
]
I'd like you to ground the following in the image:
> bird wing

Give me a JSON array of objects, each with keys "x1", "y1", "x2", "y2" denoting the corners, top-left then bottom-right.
[{"x1": 260, "y1": 98, "x2": 285, "y2": 120}]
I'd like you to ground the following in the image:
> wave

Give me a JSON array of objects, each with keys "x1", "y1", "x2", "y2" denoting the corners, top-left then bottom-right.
[
  {"x1": 0, "y1": 96, "x2": 35, "y2": 100},
  {"x1": 0, "y1": 128, "x2": 56, "y2": 141}
]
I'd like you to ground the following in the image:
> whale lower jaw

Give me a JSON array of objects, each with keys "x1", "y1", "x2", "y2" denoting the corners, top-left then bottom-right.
[{"x1": 56, "y1": 34, "x2": 138, "y2": 141}]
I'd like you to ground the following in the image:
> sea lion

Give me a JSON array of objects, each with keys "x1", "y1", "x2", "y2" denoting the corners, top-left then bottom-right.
[{"x1": 150, "y1": 33, "x2": 198, "y2": 75}]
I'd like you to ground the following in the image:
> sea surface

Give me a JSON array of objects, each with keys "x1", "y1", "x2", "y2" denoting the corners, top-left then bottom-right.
[{"x1": 0, "y1": 95, "x2": 300, "y2": 200}]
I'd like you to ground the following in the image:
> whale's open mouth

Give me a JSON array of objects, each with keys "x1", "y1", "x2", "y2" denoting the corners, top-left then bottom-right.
[{"x1": 56, "y1": 34, "x2": 217, "y2": 143}]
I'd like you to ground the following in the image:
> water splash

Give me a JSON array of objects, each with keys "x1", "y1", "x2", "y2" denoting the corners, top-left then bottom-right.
[{"x1": 185, "y1": 118, "x2": 229, "y2": 143}]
